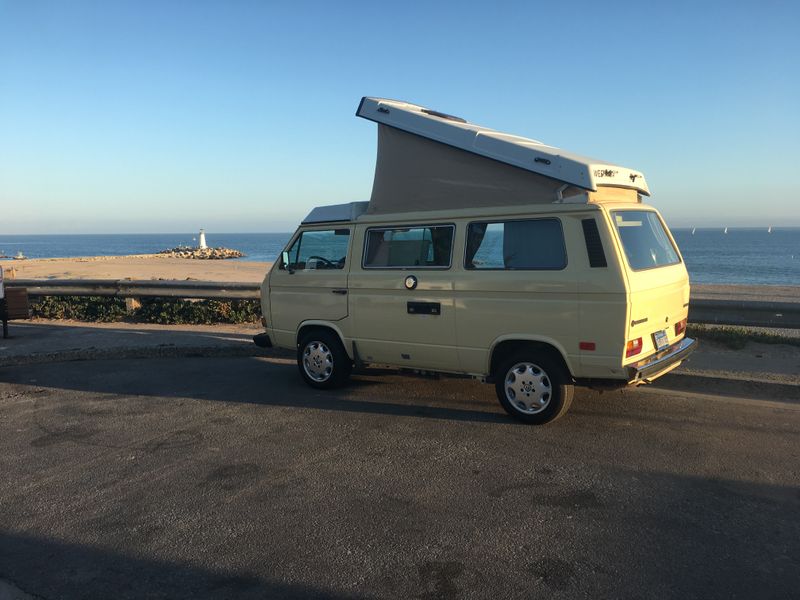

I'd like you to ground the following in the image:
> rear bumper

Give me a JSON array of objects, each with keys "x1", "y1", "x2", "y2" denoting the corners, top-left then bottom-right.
[
  {"x1": 252, "y1": 332, "x2": 273, "y2": 348},
  {"x1": 627, "y1": 337, "x2": 696, "y2": 384}
]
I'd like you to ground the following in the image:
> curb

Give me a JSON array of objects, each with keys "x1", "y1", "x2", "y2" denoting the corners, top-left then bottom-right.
[{"x1": 0, "y1": 344, "x2": 290, "y2": 368}]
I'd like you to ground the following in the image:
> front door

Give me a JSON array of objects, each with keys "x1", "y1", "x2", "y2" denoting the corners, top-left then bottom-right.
[{"x1": 269, "y1": 227, "x2": 351, "y2": 347}]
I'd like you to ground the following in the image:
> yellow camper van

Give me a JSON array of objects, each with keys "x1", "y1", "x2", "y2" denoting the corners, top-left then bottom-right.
[{"x1": 255, "y1": 98, "x2": 696, "y2": 424}]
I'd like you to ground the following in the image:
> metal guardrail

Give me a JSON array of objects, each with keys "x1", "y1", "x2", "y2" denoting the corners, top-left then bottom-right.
[
  {"x1": 6, "y1": 279, "x2": 260, "y2": 300},
  {"x1": 689, "y1": 299, "x2": 800, "y2": 329},
  {"x1": 5, "y1": 279, "x2": 800, "y2": 329}
]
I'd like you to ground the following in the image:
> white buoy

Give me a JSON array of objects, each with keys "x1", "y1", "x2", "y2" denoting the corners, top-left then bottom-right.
[{"x1": 198, "y1": 228, "x2": 207, "y2": 249}]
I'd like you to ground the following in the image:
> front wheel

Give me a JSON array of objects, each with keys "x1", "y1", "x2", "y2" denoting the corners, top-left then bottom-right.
[
  {"x1": 494, "y1": 352, "x2": 573, "y2": 424},
  {"x1": 297, "y1": 331, "x2": 352, "y2": 389}
]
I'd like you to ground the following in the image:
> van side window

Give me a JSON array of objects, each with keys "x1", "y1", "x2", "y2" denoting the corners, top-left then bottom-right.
[
  {"x1": 283, "y1": 229, "x2": 350, "y2": 270},
  {"x1": 465, "y1": 218, "x2": 566, "y2": 270},
  {"x1": 363, "y1": 225, "x2": 454, "y2": 268}
]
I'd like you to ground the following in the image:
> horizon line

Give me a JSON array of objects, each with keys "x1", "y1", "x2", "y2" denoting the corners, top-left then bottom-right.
[{"x1": 3, "y1": 225, "x2": 800, "y2": 236}]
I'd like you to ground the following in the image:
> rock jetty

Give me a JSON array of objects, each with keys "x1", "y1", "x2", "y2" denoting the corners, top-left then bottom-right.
[{"x1": 158, "y1": 246, "x2": 244, "y2": 260}]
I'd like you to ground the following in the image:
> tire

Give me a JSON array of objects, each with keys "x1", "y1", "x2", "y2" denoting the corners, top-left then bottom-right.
[
  {"x1": 494, "y1": 351, "x2": 574, "y2": 424},
  {"x1": 297, "y1": 330, "x2": 352, "y2": 389}
]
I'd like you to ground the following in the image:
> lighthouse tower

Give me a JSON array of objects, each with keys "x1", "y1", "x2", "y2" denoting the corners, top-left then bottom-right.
[{"x1": 198, "y1": 228, "x2": 207, "y2": 249}]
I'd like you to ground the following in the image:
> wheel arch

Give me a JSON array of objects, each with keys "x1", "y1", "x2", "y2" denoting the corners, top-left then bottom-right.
[
  {"x1": 488, "y1": 336, "x2": 575, "y2": 381},
  {"x1": 296, "y1": 321, "x2": 352, "y2": 359}
]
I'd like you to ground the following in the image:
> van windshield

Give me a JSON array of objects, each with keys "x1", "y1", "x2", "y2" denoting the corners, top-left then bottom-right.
[{"x1": 612, "y1": 210, "x2": 680, "y2": 271}]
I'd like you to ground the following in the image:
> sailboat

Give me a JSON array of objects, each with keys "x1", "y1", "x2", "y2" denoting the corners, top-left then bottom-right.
[
  {"x1": 691, "y1": 227, "x2": 696, "y2": 235},
  {"x1": 724, "y1": 227, "x2": 728, "y2": 234},
  {"x1": 768, "y1": 226, "x2": 772, "y2": 233}
]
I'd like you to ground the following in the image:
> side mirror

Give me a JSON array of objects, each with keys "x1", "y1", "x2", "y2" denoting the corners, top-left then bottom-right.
[{"x1": 282, "y1": 251, "x2": 294, "y2": 274}]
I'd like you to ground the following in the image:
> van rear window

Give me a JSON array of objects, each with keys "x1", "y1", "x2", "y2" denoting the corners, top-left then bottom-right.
[{"x1": 612, "y1": 211, "x2": 680, "y2": 271}]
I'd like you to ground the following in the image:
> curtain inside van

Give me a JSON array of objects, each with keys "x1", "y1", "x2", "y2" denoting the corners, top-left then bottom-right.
[{"x1": 465, "y1": 223, "x2": 487, "y2": 268}]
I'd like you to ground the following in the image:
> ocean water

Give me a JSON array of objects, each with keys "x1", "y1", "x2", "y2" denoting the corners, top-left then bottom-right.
[
  {"x1": 1, "y1": 228, "x2": 798, "y2": 286},
  {"x1": 0, "y1": 233, "x2": 292, "y2": 264},
  {"x1": 671, "y1": 228, "x2": 799, "y2": 286}
]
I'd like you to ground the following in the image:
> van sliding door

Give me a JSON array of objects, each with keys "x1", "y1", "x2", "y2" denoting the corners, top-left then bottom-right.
[{"x1": 348, "y1": 224, "x2": 460, "y2": 371}]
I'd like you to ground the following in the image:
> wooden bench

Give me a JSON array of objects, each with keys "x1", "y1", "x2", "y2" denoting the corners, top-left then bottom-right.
[{"x1": 1, "y1": 287, "x2": 30, "y2": 338}]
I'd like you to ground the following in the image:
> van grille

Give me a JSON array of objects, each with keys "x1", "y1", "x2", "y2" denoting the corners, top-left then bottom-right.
[{"x1": 582, "y1": 219, "x2": 608, "y2": 268}]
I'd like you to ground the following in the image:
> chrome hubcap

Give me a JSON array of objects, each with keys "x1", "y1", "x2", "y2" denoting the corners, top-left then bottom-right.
[
  {"x1": 302, "y1": 341, "x2": 333, "y2": 382},
  {"x1": 504, "y1": 362, "x2": 552, "y2": 414}
]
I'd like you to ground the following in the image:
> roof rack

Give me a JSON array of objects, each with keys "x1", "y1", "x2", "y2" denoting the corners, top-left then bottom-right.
[{"x1": 302, "y1": 202, "x2": 369, "y2": 224}]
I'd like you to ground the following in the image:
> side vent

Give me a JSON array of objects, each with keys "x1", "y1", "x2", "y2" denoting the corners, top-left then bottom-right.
[
  {"x1": 421, "y1": 108, "x2": 467, "y2": 123},
  {"x1": 581, "y1": 219, "x2": 607, "y2": 268}
]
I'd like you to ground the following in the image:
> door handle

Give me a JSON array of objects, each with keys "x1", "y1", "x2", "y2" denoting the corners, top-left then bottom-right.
[
  {"x1": 407, "y1": 301, "x2": 440, "y2": 315},
  {"x1": 331, "y1": 288, "x2": 348, "y2": 295}
]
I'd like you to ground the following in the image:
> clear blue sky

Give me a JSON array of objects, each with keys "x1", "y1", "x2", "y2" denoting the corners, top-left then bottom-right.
[{"x1": 1, "y1": 0, "x2": 798, "y2": 233}]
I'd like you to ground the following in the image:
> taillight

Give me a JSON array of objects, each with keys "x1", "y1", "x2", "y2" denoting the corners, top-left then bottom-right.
[
  {"x1": 626, "y1": 337, "x2": 643, "y2": 358},
  {"x1": 674, "y1": 318, "x2": 687, "y2": 337}
]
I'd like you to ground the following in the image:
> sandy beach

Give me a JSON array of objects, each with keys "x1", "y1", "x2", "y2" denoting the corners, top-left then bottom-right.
[
  {"x1": 0, "y1": 255, "x2": 272, "y2": 283},
  {"x1": 3, "y1": 255, "x2": 798, "y2": 305}
]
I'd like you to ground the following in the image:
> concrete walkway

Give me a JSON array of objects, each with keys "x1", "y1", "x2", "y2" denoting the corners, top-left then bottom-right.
[{"x1": 0, "y1": 320, "x2": 271, "y2": 367}]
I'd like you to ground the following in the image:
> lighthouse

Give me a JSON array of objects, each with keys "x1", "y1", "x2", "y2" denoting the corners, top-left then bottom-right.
[{"x1": 198, "y1": 228, "x2": 207, "y2": 249}]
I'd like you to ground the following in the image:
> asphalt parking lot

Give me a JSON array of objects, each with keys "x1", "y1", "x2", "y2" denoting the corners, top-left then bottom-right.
[{"x1": 1, "y1": 355, "x2": 799, "y2": 599}]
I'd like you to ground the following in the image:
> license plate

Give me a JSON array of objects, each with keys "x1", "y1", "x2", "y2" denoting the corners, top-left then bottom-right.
[{"x1": 653, "y1": 330, "x2": 669, "y2": 351}]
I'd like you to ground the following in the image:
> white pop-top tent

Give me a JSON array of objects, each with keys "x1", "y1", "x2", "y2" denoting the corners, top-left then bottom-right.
[
  {"x1": 303, "y1": 97, "x2": 650, "y2": 223},
  {"x1": 358, "y1": 97, "x2": 648, "y2": 215}
]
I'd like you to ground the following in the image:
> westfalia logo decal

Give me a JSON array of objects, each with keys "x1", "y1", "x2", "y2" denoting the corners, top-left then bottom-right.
[{"x1": 593, "y1": 169, "x2": 618, "y2": 178}]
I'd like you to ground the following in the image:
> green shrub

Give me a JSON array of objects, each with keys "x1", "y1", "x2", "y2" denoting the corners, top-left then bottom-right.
[
  {"x1": 135, "y1": 298, "x2": 261, "y2": 325},
  {"x1": 31, "y1": 296, "x2": 127, "y2": 322},
  {"x1": 687, "y1": 324, "x2": 800, "y2": 350},
  {"x1": 30, "y1": 296, "x2": 262, "y2": 325}
]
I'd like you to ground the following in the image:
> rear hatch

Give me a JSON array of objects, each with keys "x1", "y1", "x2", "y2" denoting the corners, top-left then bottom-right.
[{"x1": 609, "y1": 208, "x2": 690, "y2": 365}]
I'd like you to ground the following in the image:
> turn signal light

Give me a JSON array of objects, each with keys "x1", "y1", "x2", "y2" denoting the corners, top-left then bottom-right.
[
  {"x1": 626, "y1": 337, "x2": 643, "y2": 358},
  {"x1": 674, "y1": 318, "x2": 687, "y2": 337}
]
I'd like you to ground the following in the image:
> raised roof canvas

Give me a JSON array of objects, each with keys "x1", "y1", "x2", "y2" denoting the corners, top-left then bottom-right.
[{"x1": 366, "y1": 125, "x2": 586, "y2": 215}]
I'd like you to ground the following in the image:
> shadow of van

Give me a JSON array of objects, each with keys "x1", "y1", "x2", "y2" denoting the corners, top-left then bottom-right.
[{"x1": 0, "y1": 353, "x2": 517, "y2": 425}]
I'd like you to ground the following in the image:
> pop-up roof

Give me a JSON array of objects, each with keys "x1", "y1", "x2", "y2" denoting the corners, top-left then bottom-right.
[{"x1": 357, "y1": 97, "x2": 649, "y2": 215}]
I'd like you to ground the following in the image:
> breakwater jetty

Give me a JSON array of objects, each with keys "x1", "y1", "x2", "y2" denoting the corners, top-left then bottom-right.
[{"x1": 157, "y1": 246, "x2": 244, "y2": 260}]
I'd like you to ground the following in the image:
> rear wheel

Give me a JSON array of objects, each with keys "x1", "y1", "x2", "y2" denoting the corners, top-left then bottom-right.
[
  {"x1": 297, "y1": 330, "x2": 352, "y2": 389},
  {"x1": 494, "y1": 352, "x2": 573, "y2": 424}
]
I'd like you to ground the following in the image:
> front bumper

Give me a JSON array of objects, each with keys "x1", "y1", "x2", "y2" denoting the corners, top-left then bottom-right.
[
  {"x1": 252, "y1": 332, "x2": 273, "y2": 348},
  {"x1": 627, "y1": 337, "x2": 697, "y2": 384}
]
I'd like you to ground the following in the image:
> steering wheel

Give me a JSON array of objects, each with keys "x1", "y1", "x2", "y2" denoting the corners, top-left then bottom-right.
[{"x1": 307, "y1": 255, "x2": 335, "y2": 267}]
